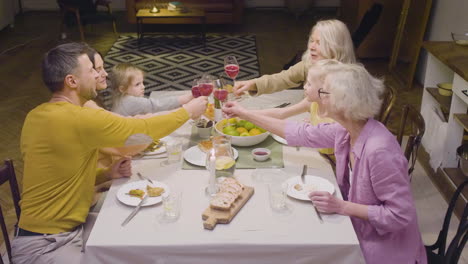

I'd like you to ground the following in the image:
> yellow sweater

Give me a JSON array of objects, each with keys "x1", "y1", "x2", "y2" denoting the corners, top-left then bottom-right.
[{"x1": 19, "y1": 102, "x2": 189, "y2": 234}]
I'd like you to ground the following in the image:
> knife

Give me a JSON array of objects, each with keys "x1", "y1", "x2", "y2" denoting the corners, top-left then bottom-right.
[
  {"x1": 302, "y1": 165, "x2": 323, "y2": 223},
  {"x1": 137, "y1": 172, "x2": 154, "y2": 184},
  {"x1": 121, "y1": 195, "x2": 147, "y2": 226}
]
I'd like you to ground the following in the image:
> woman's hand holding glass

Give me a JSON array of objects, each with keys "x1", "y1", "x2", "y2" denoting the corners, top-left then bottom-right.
[
  {"x1": 232, "y1": 80, "x2": 255, "y2": 96},
  {"x1": 221, "y1": 101, "x2": 247, "y2": 119}
]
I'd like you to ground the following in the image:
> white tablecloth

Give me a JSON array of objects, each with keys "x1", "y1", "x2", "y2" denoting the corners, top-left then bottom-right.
[{"x1": 83, "y1": 90, "x2": 364, "y2": 264}]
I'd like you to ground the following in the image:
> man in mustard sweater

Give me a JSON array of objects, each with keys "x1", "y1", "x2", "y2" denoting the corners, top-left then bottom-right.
[{"x1": 11, "y1": 42, "x2": 207, "y2": 264}]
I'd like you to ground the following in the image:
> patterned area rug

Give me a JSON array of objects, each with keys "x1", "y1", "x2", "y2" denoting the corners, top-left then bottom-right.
[{"x1": 100, "y1": 34, "x2": 260, "y2": 108}]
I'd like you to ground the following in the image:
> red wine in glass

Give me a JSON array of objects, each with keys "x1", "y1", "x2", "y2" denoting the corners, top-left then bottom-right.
[
  {"x1": 224, "y1": 56, "x2": 239, "y2": 83},
  {"x1": 199, "y1": 83, "x2": 213, "y2": 96},
  {"x1": 191, "y1": 85, "x2": 201, "y2": 98},
  {"x1": 224, "y1": 64, "x2": 239, "y2": 79},
  {"x1": 213, "y1": 89, "x2": 228, "y2": 102}
]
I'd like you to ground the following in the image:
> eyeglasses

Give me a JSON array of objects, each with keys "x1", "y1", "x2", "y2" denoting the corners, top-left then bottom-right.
[{"x1": 318, "y1": 88, "x2": 331, "y2": 99}]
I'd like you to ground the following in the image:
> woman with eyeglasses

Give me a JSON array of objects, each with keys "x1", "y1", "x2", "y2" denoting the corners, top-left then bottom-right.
[{"x1": 222, "y1": 60, "x2": 427, "y2": 264}]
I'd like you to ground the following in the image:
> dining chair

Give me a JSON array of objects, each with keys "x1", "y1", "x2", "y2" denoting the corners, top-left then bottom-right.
[
  {"x1": 376, "y1": 83, "x2": 396, "y2": 125},
  {"x1": 0, "y1": 159, "x2": 21, "y2": 264},
  {"x1": 425, "y1": 179, "x2": 468, "y2": 264},
  {"x1": 57, "y1": 0, "x2": 117, "y2": 41},
  {"x1": 396, "y1": 104, "x2": 425, "y2": 176}
]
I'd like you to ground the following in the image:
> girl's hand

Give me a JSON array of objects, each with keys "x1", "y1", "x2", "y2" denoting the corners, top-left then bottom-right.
[
  {"x1": 178, "y1": 92, "x2": 194, "y2": 105},
  {"x1": 308, "y1": 191, "x2": 345, "y2": 214},
  {"x1": 233, "y1": 80, "x2": 255, "y2": 96},
  {"x1": 222, "y1": 101, "x2": 246, "y2": 119},
  {"x1": 108, "y1": 156, "x2": 132, "y2": 179}
]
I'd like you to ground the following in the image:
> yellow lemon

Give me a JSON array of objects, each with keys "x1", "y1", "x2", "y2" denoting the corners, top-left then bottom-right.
[
  {"x1": 236, "y1": 127, "x2": 248, "y2": 134},
  {"x1": 249, "y1": 128, "x2": 262, "y2": 136},
  {"x1": 215, "y1": 156, "x2": 236, "y2": 170},
  {"x1": 228, "y1": 118, "x2": 237, "y2": 124}
]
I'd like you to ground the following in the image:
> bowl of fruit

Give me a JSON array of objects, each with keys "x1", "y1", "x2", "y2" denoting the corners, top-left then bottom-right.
[{"x1": 215, "y1": 118, "x2": 270, "y2": 147}]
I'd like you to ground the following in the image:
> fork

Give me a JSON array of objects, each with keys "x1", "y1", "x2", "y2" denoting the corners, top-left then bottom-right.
[
  {"x1": 302, "y1": 165, "x2": 323, "y2": 223},
  {"x1": 137, "y1": 172, "x2": 154, "y2": 184}
]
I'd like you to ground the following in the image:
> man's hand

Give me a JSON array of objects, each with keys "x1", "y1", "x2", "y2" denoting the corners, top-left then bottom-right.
[
  {"x1": 232, "y1": 80, "x2": 255, "y2": 96},
  {"x1": 183, "y1": 96, "x2": 208, "y2": 119},
  {"x1": 108, "y1": 157, "x2": 132, "y2": 179},
  {"x1": 308, "y1": 191, "x2": 345, "y2": 214}
]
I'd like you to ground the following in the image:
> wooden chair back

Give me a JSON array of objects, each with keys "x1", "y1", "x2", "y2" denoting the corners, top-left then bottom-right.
[
  {"x1": 396, "y1": 104, "x2": 425, "y2": 175},
  {"x1": 377, "y1": 83, "x2": 396, "y2": 125},
  {"x1": 0, "y1": 159, "x2": 20, "y2": 264}
]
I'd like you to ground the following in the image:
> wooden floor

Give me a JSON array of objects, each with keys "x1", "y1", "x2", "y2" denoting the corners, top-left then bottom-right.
[{"x1": 0, "y1": 8, "x2": 424, "y2": 250}]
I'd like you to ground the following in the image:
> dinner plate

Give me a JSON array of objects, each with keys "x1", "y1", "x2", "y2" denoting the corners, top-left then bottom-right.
[
  {"x1": 183, "y1": 145, "x2": 239, "y2": 167},
  {"x1": 285, "y1": 175, "x2": 335, "y2": 201},
  {"x1": 271, "y1": 134, "x2": 288, "y2": 145},
  {"x1": 144, "y1": 145, "x2": 166, "y2": 156},
  {"x1": 116, "y1": 180, "x2": 170, "y2": 206}
]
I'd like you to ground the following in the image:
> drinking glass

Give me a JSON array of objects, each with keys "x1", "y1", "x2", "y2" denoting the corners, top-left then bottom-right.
[
  {"x1": 205, "y1": 135, "x2": 236, "y2": 195},
  {"x1": 160, "y1": 191, "x2": 182, "y2": 222},
  {"x1": 161, "y1": 139, "x2": 182, "y2": 166},
  {"x1": 268, "y1": 182, "x2": 290, "y2": 212},
  {"x1": 224, "y1": 56, "x2": 240, "y2": 84}
]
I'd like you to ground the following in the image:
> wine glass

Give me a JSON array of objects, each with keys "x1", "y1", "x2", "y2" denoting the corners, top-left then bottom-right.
[
  {"x1": 198, "y1": 74, "x2": 214, "y2": 97},
  {"x1": 191, "y1": 79, "x2": 201, "y2": 98},
  {"x1": 213, "y1": 78, "x2": 229, "y2": 103},
  {"x1": 224, "y1": 56, "x2": 239, "y2": 83}
]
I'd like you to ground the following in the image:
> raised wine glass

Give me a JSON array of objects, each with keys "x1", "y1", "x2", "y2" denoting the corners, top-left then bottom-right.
[
  {"x1": 224, "y1": 56, "x2": 239, "y2": 83},
  {"x1": 191, "y1": 78, "x2": 201, "y2": 98}
]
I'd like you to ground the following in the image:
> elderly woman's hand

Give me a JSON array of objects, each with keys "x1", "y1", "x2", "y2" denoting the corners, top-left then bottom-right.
[
  {"x1": 233, "y1": 80, "x2": 255, "y2": 96},
  {"x1": 308, "y1": 191, "x2": 345, "y2": 214},
  {"x1": 222, "y1": 101, "x2": 246, "y2": 119}
]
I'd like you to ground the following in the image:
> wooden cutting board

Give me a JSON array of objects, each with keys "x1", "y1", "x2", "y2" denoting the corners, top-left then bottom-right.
[{"x1": 202, "y1": 186, "x2": 254, "y2": 230}]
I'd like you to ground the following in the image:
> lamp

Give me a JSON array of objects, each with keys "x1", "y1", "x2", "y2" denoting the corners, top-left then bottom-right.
[
  {"x1": 150, "y1": 0, "x2": 159, "y2": 13},
  {"x1": 150, "y1": 6, "x2": 159, "y2": 13}
]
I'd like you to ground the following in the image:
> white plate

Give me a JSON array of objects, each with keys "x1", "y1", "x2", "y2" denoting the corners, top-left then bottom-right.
[
  {"x1": 116, "y1": 180, "x2": 170, "y2": 206},
  {"x1": 285, "y1": 175, "x2": 335, "y2": 201},
  {"x1": 144, "y1": 145, "x2": 166, "y2": 155},
  {"x1": 183, "y1": 145, "x2": 239, "y2": 167},
  {"x1": 271, "y1": 134, "x2": 288, "y2": 145}
]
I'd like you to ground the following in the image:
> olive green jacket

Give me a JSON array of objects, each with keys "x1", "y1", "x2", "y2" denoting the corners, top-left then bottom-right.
[{"x1": 252, "y1": 61, "x2": 308, "y2": 96}]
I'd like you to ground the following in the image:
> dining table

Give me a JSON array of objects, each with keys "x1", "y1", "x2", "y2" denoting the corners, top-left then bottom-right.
[{"x1": 82, "y1": 90, "x2": 365, "y2": 264}]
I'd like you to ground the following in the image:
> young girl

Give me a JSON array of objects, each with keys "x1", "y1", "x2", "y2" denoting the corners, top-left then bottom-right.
[{"x1": 110, "y1": 63, "x2": 194, "y2": 116}]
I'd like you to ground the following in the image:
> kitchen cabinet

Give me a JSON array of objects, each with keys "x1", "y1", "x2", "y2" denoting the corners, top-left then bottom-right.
[{"x1": 421, "y1": 41, "x2": 468, "y2": 215}]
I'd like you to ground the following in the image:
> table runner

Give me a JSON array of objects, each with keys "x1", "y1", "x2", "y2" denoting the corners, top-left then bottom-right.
[{"x1": 182, "y1": 126, "x2": 284, "y2": 169}]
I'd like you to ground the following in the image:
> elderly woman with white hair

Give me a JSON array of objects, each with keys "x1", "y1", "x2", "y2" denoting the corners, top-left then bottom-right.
[{"x1": 222, "y1": 61, "x2": 427, "y2": 264}]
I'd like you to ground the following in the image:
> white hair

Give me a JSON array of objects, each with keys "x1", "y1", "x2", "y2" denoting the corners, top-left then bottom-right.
[
  {"x1": 302, "y1": 19, "x2": 356, "y2": 68},
  {"x1": 308, "y1": 61, "x2": 385, "y2": 121}
]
